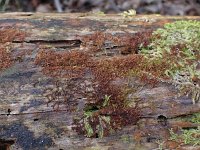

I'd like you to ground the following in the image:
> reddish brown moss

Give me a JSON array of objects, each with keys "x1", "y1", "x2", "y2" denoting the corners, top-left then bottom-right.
[
  {"x1": 0, "y1": 46, "x2": 13, "y2": 71},
  {"x1": 35, "y1": 50, "x2": 91, "y2": 78},
  {"x1": 72, "y1": 55, "x2": 144, "y2": 137},
  {"x1": 34, "y1": 26, "x2": 200, "y2": 137},
  {"x1": 92, "y1": 54, "x2": 144, "y2": 81},
  {"x1": 119, "y1": 30, "x2": 153, "y2": 55},
  {"x1": 81, "y1": 30, "x2": 152, "y2": 55},
  {"x1": 35, "y1": 49, "x2": 143, "y2": 137},
  {"x1": 0, "y1": 28, "x2": 26, "y2": 72},
  {"x1": 0, "y1": 28, "x2": 25, "y2": 43},
  {"x1": 82, "y1": 31, "x2": 106, "y2": 52},
  {"x1": 36, "y1": 30, "x2": 167, "y2": 138}
]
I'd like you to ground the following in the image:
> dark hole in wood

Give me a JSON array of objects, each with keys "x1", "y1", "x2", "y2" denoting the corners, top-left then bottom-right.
[
  {"x1": 7, "y1": 109, "x2": 11, "y2": 116},
  {"x1": 157, "y1": 115, "x2": 167, "y2": 126},
  {"x1": 17, "y1": 13, "x2": 33, "y2": 16},
  {"x1": 95, "y1": 133, "x2": 99, "y2": 138},
  {"x1": 182, "y1": 126, "x2": 198, "y2": 130},
  {"x1": 146, "y1": 136, "x2": 158, "y2": 143},
  {"x1": 0, "y1": 139, "x2": 15, "y2": 150},
  {"x1": 84, "y1": 105, "x2": 99, "y2": 112},
  {"x1": 33, "y1": 118, "x2": 39, "y2": 121}
]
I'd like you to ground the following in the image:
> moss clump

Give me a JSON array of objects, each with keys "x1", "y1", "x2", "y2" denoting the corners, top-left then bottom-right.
[
  {"x1": 141, "y1": 20, "x2": 200, "y2": 57},
  {"x1": 140, "y1": 20, "x2": 200, "y2": 104},
  {"x1": 35, "y1": 50, "x2": 90, "y2": 78},
  {"x1": 82, "y1": 30, "x2": 152, "y2": 55}
]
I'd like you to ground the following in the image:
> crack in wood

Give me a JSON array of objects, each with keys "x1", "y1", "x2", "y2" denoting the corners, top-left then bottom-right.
[
  {"x1": 1, "y1": 108, "x2": 199, "y2": 120},
  {"x1": 0, "y1": 109, "x2": 69, "y2": 116},
  {"x1": 12, "y1": 39, "x2": 82, "y2": 49}
]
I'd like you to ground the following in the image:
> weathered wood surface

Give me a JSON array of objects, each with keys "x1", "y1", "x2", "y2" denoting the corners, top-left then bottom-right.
[{"x1": 0, "y1": 13, "x2": 199, "y2": 150}]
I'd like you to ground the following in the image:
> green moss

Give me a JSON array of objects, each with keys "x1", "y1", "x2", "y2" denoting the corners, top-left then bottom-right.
[
  {"x1": 169, "y1": 127, "x2": 200, "y2": 146},
  {"x1": 141, "y1": 20, "x2": 200, "y2": 57},
  {"x1": 169, "y1": 113, "x2": 200, "y2": 146},
  {"x1": 140, "y1": 20, "x2": 200, "y2": 104},
  {"x1": 190, "y1": 113, "x2": 200, "y2": 124}
]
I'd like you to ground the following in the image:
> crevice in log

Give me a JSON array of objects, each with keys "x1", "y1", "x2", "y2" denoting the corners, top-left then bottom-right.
[
  {"x1": 12, "y1": 39, "x2": 82, "y2": 49},
  {"x1": 0, "y1": 109, "x2": 69, "y2": 116},
  {"x1": 0, "y1": 107, "x2": 199, "y2": 120}
]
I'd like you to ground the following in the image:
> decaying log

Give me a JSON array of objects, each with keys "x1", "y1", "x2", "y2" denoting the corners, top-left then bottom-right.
[{"x1": 0, "y1": 13, "x2": 199, "y2": 150}]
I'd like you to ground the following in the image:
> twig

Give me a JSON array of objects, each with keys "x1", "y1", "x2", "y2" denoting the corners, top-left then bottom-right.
[
  {"x1": 0, "y1": 0, "x2": 9, "y2": 11},
  {"x1": 54, "y1": 0, "x2": 63, "y2": 13}
]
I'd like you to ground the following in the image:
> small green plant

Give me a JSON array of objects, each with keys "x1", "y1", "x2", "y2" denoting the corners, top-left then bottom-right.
[
  {"x1": 79, "y1": 95, "x2": 112, "y2": 138},
  {"x1": 82, "y1": 111, "x2": 112, "y2": 138},
  {"x1": 182, "y1": 127, "x2": 200, "y2": 146},
  {"x1": 84, "y1": 116, "x2": 94, "y2": 137},
  {"x1": 169, "y1": 127, "x2": 200, "y2": 146},
  {"x1": 169, "y1": 129, "x2": 179, "y2": 142},
  {"x1": 102, "y1": 95, "x2": 111, "y2": 107},
  {"x1": 156, "y1": 140, "x2": 165, "y2": 150},
  {"x1": 190, "y1": 113, "x2": 200, "y2": 124},
  {"x1": 121, "y1": 9, "x2": 136, "y2": 18}
]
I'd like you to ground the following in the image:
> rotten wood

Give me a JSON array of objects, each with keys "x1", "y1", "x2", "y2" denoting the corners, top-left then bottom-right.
[{"x1": 0, "y1": 13, "x2": 199, "y2": 150}]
